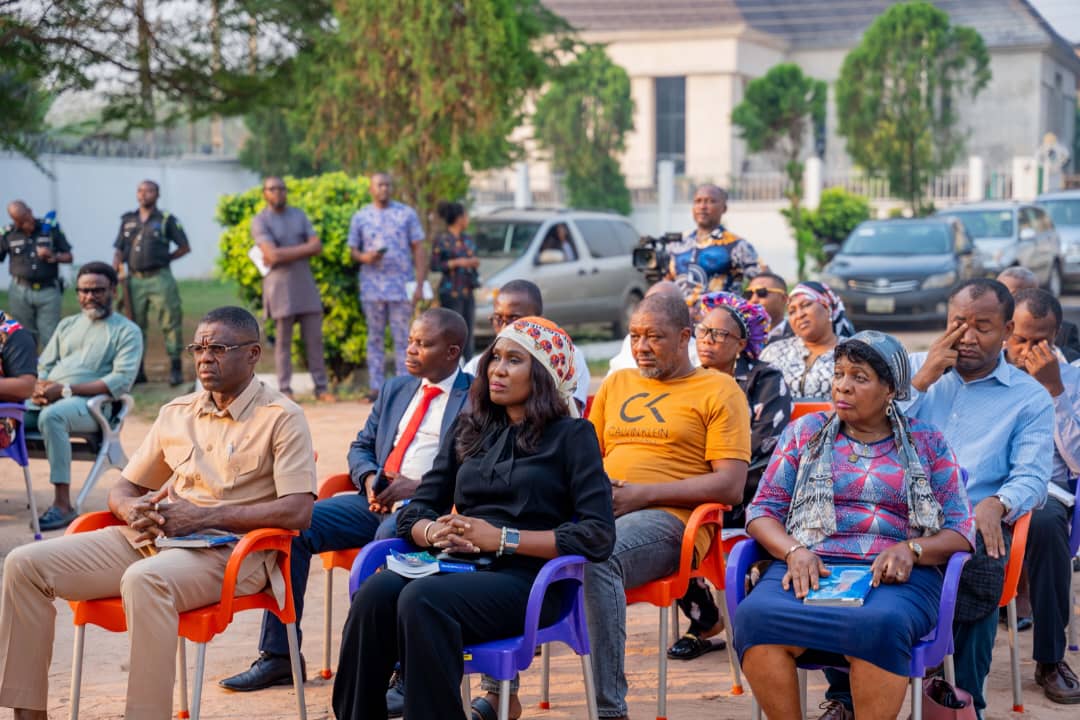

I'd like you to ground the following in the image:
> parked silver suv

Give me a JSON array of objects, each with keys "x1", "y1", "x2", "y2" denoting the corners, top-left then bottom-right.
[
  {"x1": 470, "y1": 209, "x2": 648, "y2": 345},
  {"x1": 1036, "y1": 189, "x2": 1080, "y2": 290},
  {"x1": 936, "y1": 201, "x2": 1063, "y2": 296}
]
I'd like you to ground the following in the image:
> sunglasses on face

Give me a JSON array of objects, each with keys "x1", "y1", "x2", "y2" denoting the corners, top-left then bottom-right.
[{"x1": 743, "y1": 287, "x2": 785, "y2": 300}]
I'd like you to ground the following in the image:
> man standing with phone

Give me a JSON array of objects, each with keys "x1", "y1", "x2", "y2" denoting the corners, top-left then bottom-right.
[{"x1": 347, "y1": 173, "x2": 427, "y2": 402}]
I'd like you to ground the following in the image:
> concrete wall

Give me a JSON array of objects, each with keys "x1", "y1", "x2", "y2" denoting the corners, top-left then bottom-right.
[{"x1": 0, "y1": 153, "x2": 259, "y2": 288}]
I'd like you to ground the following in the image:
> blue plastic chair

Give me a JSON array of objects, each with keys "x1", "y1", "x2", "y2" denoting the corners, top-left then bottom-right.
[
  {"x1": 0, "y1": 402, "x2": 42, "y2": 539},
  {"x1": 1067, "y1": 478, "x2": 1080, "y2": 653},
  {"x1": 349, "y1": 538, "x2": 600, "y2": 720},
  {"x1": 724, "y1": 539, "x2": 970, "y2": 720}
]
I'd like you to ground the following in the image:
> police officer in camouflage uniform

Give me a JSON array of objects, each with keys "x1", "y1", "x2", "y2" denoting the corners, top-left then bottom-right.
[
  {"x1": 1, "y1": 201, "x2": 73, "y2": 349},
  {"x1": 112, "y1": 180, "x2": 190, "y2": 386}
]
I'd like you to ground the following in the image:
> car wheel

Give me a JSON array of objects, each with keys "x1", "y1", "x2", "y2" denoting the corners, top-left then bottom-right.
[
  {"x1": 1047, "y1": 261, "x2": 1063, "y2": 298},
  {"x1": 613, "y1": 291, "x2": 643, "y2": 338}
]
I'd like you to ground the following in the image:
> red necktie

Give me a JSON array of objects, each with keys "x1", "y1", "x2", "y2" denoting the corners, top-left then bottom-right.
[{"x1": 383, "y1": 384, "x2": 444, "y2": 476}]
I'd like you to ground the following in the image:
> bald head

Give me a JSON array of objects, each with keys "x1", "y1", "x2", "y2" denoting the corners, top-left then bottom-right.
[
  {"x1": 645, "y1": 280, "x2": 684, "y2": 301},
  {"x1": 692, "y1": 184, "x2": 727, "y2": 232},
  {"x1": 7, "y1": 201, "x2": 34, "y2": 233},
  {"x1": 997, "y1": 267, "x2": 1038, "y2": 295}
]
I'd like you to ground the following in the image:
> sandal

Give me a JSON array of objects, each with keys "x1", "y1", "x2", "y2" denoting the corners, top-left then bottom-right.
[{"x1": 666, "y1": 633, "x2": 726, "y2": 660}]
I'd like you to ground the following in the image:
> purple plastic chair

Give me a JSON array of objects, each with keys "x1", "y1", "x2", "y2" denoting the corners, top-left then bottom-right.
[
  {"x1": 0, "y1": 402, "x2": 42, "y2": 539},
  {"x1": 1067, "y1": 478, "x2": 1080, "y2": 652},
  {"x1": 349, "y1": 538, "x2": 600, "y2": 720},
  {"x1": 724, "y1": 539, "x2": 970, "y2": 720}
]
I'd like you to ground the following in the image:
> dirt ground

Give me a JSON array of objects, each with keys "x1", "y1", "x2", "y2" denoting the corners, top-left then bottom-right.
[{"x1": 1, "y1": 399, "x2": 1077, "y2": 719}]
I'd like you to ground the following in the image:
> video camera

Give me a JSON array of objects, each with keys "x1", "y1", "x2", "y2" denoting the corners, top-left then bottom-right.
[{"x1": 632, "y1": 232, "x2": 682, "y2": 283}]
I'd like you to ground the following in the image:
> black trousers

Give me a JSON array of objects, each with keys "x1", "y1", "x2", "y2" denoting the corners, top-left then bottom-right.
[
  {"x1": 439, "y1": 291, "x2": 476, "y2": 360},
  {"x1": 332, "y1": 565, "x2": 557, "y2": 720},
  {"x1": 1027, "y1": 496, "x2": 1072, "y2": 664}
]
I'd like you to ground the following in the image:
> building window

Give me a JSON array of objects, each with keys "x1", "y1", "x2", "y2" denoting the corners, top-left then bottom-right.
[{"x1": 655, "y1": 76, "x2": 686, "y2": 177}]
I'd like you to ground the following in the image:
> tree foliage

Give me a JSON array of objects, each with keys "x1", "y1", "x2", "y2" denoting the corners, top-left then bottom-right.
[
  {"x1": 731, "y1": 62, "x2": 826, "y2": 278},
  {"x1": 836, "y1": 1, "x2": 990, "y2": 214},
  {"x1": 216, "y1": 172, "x2": 370, "y2": 382},
  {"x1": 783, "y1": 188, "x2": 871, "y2": 271},
  {"x1": 533, "y1": 45, "x2": 634, "y2": 214},
  {"x1": 299, "y1": 0, "x2": 566, "y2": 225}
]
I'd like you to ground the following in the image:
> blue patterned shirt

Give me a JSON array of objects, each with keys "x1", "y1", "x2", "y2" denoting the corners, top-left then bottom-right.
[
  {"x1": 347, "y1": 200, "x2": 425, "y2": 301},
  {"x1": 903, "y1": 352, "x2": 1054, "y2": 521}
]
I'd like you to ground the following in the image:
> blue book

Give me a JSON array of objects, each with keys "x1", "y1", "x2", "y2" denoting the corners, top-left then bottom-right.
[
  {"x1": 155, "y1": 532, "x2": 240, "y2": 549},
  {"x1": 803, "y1": 565, "x2": 874, "y2": 606}
]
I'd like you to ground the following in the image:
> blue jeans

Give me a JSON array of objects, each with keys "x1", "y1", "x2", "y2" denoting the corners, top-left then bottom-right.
[
  {"x1": 586, "y1": 509, "x2": 685, "y2": 718},
  {"x1": 259, "y1": 492, "x2": 398, "y2": 656}
]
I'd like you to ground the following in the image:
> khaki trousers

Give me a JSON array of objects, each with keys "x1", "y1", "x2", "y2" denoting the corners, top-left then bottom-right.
[{"x1": 0, "y1": 526, "x2": 270, "y2": 719}]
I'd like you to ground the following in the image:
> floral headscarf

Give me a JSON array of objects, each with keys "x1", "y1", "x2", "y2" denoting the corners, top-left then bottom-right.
[
  {"x1": 789, "y1": 281, "x2": 856, "y2": 338},
  {"x1": 496, "y1": 316, "x2": 579, "y2": 417},
  {"x1": 698, "y1": 291, "x2": 770, "y2": 360}
]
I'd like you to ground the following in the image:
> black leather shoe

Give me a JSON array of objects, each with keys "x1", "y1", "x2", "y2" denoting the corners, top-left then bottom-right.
[
  {"x1": 218, "y1": 652, "x2": 306, "y2": 692},
  {"x1": 169, "y1": 357, "x2": 183, "y2": 386},
  {"x1": 386, "y1": 670, "x2": 405, "y2": 718},
  {"x1": 1036, "y1": 661, "x2": 1080, "y2": 704}
]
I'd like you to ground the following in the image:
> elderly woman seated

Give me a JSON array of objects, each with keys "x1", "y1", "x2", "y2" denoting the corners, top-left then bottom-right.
[{"x1": 734, "y1": 331, "x2": 975, "y2": 720}]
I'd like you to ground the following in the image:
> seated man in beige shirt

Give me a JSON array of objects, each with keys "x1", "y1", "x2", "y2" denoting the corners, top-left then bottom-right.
[{"x1": 0, "y1": 306, "x2": 317, "y2": 720}]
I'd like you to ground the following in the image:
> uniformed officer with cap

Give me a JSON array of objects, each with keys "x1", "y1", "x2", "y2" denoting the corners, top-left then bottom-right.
[
  {"x1": 1, "y1": 200, "x2": 73, "y2": 348},
  {"x1": 112, "y1": 179, "x2": 190, "y2": 386}
]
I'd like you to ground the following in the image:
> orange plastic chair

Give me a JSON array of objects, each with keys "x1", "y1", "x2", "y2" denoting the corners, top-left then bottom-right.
[
  {"x1": 624, "y1": 503, "x2": 743, "y2": 720},
  {"x1": 998, "y1": 511, "x2": 1032, "y2": 713},
  {"x1": 316, "y1": 472, "x2": 364, "y2": 679},
  {"x1": 790, "y1": 400, "x2": 832, "y2": 421},
  {"x1": 65, "y1": 511, "x2": 307, "y2": 720}
]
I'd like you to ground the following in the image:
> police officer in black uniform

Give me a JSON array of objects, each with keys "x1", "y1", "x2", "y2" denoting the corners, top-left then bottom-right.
[
  {"x1": 1, "y1": 201, "x2": 73, "y2": 348},
  {"x1": 112, "y1": 180, "x2": 191, "y2": 386}
]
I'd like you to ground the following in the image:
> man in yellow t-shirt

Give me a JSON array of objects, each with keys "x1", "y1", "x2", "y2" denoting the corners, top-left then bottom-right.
[{"x1": 585, "y1": 292, "x2": 750, "y2": 720}]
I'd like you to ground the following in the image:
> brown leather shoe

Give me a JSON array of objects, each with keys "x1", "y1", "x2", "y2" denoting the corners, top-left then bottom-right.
[
  {"x1": 816, "y1": 700, "x2": 855, "y2": 720},
  {"x1": 1036, "y1": 661, "x2": 1080, "y2": 704}
]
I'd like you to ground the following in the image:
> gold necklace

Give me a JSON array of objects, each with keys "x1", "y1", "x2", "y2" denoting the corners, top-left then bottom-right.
[{"x1": 845, "y1": 436, "x2": 892, "y2": 463}]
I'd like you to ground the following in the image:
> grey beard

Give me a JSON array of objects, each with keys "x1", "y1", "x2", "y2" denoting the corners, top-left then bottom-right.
[
  {"x1": 82, "y1": 305, "x2": 110, "y2": 320},
  {"x1": 638, "y1": 365, "x2": 663, "y2": 380}
]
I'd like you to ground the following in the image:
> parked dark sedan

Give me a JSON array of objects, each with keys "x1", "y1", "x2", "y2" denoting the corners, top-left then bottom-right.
[{"x1": 819, "y1": 218, "x2": 983, "y2": 326}]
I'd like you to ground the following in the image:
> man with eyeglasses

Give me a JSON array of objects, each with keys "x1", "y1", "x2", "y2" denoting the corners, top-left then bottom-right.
[
  {"x1": 21, "y1": 262, "x2": 142, "y2": 530},
  {"x1": 463, "y1": 279, "x2": 590, "y2": 411},
  {"x1": 0, "y1": 306, "x2": 317, "y2": 718},
  {"x1": 252, "y1": 176, "x2": 333, "y2": 402}
]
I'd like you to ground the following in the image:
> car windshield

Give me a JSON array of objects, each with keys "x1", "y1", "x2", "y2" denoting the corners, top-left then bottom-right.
[
  {"x1": 941, "y1": 210, "x2": 1014, "y2": 238},
  {"x1": 841, "y1": 222, "x2": 951, "y2": 255},
  {"x1": 1041, "y1": 199, "x2": 1080, "y2": 227},
  {"x1": 470, "y1": 220, "x2": 541, "y2": 273}
]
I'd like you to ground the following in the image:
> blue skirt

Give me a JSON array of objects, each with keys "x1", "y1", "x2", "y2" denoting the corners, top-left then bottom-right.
[{"x1": 733, "y1": 559, "x2": 942, "y2": 676}]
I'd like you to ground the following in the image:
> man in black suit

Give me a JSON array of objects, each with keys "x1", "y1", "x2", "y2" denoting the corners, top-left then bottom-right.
[
  {"x1": 220, "y1": 307, "x2": 471, "y2": 694},
  {"x1": 999, "y1": 267, "x2": 1080, "y2": 361}
]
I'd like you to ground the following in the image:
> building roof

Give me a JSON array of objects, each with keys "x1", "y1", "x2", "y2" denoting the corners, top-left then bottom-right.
[{"x1": 543, "y1": 0, "x2": 1080, "y2": 69}]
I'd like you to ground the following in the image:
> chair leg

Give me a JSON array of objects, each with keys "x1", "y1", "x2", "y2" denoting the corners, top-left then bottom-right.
[
  {"x1": 461, "y1": 675, "x2": 472, "y2": 716},
  {"x1": 286, "y1": 622, "x2": 308, "y2": 720},
  {"x1": 670, "y1": 603, "x2": 679, "y2": 645},
  {"x1": 715, "y1": 585, "x2": 743, "y2": 694},
  {"x1": 69, "y1": 624, "x2": 85, "y2": 720},
  {"x1": 750, "y1": 695, "x2": 762, "y2": 720},
  {"x1": 1068, "y1": 569, "x2": 1078, "y2": 652},
  {"x1": 657, "y1": 606, "x2": 668, "y2": 720},
  {"x1": 944, "y1": 654, "x2": 956, "y2": 687},
  {"x1": 23, "y1": 466, "x2": 41, "y2": 540},
  {"x1": 911, "y1": 677, "x2": 923, "y2": 720},
  {"x1": 1007, "y1": 598, "x2": 1023, "y2": 712},
  {"x1": 191, "y1": 642, "x2": 206, "y2": 720},
  {"x1": 581, "y1": 653, "x2": 600, "y2": 720},
  {"x1": 539, "y1": 643, "x2": 551, "y2": 709},
  {"x1": 321, "y1": 568, "x2": 334, "y2": 679},
  {"x1": 797, "y1": 667, "x2": 808, "y2": 720},
  {"x1": 498, "y1": 679, "x2": 511, "y2": 720},
  {"x1": 177, "y1": 639, "x2": 190, "y2": 719},
  {"x1": 74, "y1": 454, "x2": 108, "y2": 514}
]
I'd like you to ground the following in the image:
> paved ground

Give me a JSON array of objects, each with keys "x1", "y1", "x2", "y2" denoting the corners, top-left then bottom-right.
[{"x1": 1, "y1": 297, "x2": 1079, "y2": 718}]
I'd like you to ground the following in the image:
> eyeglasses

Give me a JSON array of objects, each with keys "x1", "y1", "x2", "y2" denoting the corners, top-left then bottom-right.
[
  {"x1": 184, "y1": 341, "x2": 258, "y2": 358},
  {"x1": 76, "y1": 286, "x2": 109, "y2": 296},
  {"x1": 743, "y1": 287, "x2": 786, "y2": 300},
  {"x1": 694, "y1": 325, "x2": 736, "y2": 343},
  {"x1": 264, "y1": 185, "x2": 286, "y2": 192},
  {"x1": 489, "y1": 313, "x2": 523, "y2": 329}
]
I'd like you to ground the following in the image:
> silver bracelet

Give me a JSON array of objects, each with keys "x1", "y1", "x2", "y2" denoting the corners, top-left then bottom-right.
[{"x1": 497, "y1": 526, "x2": 507, "y2": 557}]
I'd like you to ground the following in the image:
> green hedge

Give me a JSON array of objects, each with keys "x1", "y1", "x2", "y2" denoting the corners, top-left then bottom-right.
[{"x1": 216, "y1": 172, "x2": 372, "y2": 382}]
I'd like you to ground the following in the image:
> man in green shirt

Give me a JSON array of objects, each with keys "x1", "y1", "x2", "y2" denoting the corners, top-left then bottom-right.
[{"x1": 26, "y1": 261, "x2": 142, "y2": 530}]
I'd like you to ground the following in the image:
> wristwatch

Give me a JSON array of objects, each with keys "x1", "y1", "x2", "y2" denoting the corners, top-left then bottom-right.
[
  {"x1": 993, "y1": 494, "x2": 1012, "y2": 514},
  {"x1": 61, "y1": 384, "x2": 72, "y2": 400},
  {"x1": 498, "y1": 527, "x2": 521, "y2": 557},
  {"x1": 907, "y1": 540, "x2": 923, "y2": 563}
]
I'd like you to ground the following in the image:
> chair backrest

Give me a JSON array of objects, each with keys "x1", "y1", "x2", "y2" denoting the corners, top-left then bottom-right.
[
  {"x1": 999, "y1": 511, "x2": 1032, "y2": 607},
  {"x1": 790, "y1": 400, "x2": 832, "y2": 421},
  {"x1": 0, "y1": 402, "x2": 29, "y2": 466},
  {"x1": 318, "y1": 473, "x2": 355, "y2": 500}
]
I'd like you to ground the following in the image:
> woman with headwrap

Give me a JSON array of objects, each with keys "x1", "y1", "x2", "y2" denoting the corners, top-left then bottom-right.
[
  {"x1": 333, "y1": 317, "x2": 615, "y2": 720},
  {"x1": 733, "y1": 331, "x2": 975, "y2": 719},
  {"x1": 761, "y1": 281, "x2": 854, "y2": 398},
  {"x1": 667, "y1": 292, "x2": 794, "y2": 661}
]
